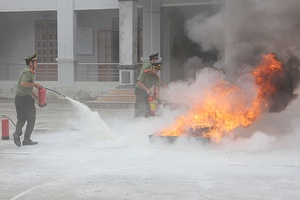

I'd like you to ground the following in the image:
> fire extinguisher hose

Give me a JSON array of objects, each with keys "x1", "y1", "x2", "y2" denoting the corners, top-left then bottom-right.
[
  {"x1": 43, "y1": 87, "x2": 66, "y2": 98},
  {"x1": 1, "y1": 115, "x2": 16, "y2": 127},
  {"x1": 155, "y1": 97, "x2": 162, "y2": 105}
]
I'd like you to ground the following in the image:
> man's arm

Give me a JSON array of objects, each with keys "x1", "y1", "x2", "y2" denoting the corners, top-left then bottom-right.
[
  {"x1": 159, "y1": 79, "x2": 168, "y2": 88},
  {"x1": 21, "y1": 82, "x2": 41, "y2": 99},
  {"x1": 137, "y1": 81, "x2": 152, "y2": 96},
  {"x1": 21, "y1": 82, "x2": 41, "y2": 89},
  {"x1": 32, "y1": 90, "x2": 38, "y2": 99}
]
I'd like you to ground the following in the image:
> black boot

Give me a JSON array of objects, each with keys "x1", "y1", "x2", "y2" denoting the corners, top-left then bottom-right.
[{"x1": 22, "y1": 139, "x2": 38, "y2": 146}]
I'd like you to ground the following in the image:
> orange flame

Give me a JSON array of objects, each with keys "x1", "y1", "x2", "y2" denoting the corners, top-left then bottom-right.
[{"x1": 158, "y1": 53, "x2": 284, "y2": 143}]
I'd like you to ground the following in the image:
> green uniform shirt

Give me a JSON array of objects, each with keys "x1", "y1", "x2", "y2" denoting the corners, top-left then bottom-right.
[
  {"x1": 16, "y1": 66, "x2": 34, "y2": 96},
  {"x1": 140, "y1": 62, "x2": 151, "y2": 72},
  {"x1": 136, "y1": 69, "x2": 159, "y2": 90}
]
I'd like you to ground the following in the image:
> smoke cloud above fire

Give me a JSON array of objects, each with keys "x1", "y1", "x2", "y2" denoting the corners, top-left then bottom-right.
[
  {"x1": 159, "y1": 0, "x2": 300, "y2": 142},
  {"x1": 182, "y1": 0, "x2": 300, "y2": 113}
]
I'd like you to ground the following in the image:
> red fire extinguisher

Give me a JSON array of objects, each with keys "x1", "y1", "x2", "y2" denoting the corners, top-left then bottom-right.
[
  {"x1": 38, "y1": 87, "x2": 47, "y2": 107},
  {"x1": 148, "y1": 96, "x2": 156, "y2": 116},
  {"x1": 1, "y1": 118, "x2": 9, "y2": 140}
]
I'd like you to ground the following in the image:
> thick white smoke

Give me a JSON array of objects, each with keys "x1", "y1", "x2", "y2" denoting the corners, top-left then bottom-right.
[
  {"x1": 185, "y1": 0, "x2": 300, "y2": 74},
  {"x1": 164, "y1": 0, "x2": 300, "y2": 146}
]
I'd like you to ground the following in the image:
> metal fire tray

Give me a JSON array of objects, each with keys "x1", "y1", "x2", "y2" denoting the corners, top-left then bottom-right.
[{"x1": 148, "y1": 126, "x2": 212, "y2": 144}]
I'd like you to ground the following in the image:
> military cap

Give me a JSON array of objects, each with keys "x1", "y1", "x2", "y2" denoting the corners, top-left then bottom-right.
[
  {"x1": 152, "y1": 62, "x2": 162, "y2": 70},
  {"x1": 24, "y1": 52, "x2": 38, "y2": 63},
  {"x1": 149, "y1": 52, "x2": 159, "y2": 60}
]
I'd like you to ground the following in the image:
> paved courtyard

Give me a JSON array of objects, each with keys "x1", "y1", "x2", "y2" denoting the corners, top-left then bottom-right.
[{"x1": 0, "y1": 97, "x2": 300, "y2": 200}]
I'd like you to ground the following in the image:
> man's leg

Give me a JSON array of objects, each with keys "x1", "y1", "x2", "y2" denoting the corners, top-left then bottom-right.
[
  {"x1": 134, "y1": 94, "x2": 144, "y2": 118},
  {"x1": 24, "y1": 116, "x2": 35, "y2": 140},
  {"x1": 134, "y1": 92, "x2": 149, "y2": 118},
  {"x1": 14, "y1": 120, "x2": 25, "y2": 137},
  {"x1": 23, "y1": 97, "x2": 37, "y2": 145},
  {"x1": 13, "y1": 97, "x2": 25, "y2": 147}
]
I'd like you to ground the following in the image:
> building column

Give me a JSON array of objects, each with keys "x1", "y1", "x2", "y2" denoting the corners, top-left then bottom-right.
[
  {"x1": 118, "y1": 0, "x2": 138, "y2": 87},
  {"x1": 56, "y1": 0, "x2": 77, "y2": 86},
  {"x1": 142, "y1": 0, "x2": 161, "y2": 62}
]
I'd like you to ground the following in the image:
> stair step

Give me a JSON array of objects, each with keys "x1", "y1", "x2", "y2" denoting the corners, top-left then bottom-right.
[
  {"x1": 95, "y1": 100, "x2": 134, "y2": 104},
  {"x1": 92, "y1": 88, "x2": 171, "y2": 109},
  {"x1": 85, "y1": 101, "x2": 134, "y2": 109},
  {"x1": 97, "y1": 95, "x2": 135, "y2": 102},
  {"x1": 108, "y1": 89, "x2": 135, "y2": 95}
]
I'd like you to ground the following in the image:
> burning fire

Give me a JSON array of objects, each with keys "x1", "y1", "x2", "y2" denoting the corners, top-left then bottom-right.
[{"x1": 158, "y1": 53, "x2": 286, "y2": 143}]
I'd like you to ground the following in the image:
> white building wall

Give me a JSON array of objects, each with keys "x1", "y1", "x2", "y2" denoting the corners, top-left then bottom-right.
[
  {"x1": 0, "y1": 0, "x2": 57, "y2": 12},
  {"x1": 0, "y1": 0, "x2": 222, "y2": 99},
  {"x1": 0, "y1": 12, "x2": 57, "y2": 63},
  {"x1": 74, "y1": 0, "x2": 119, "y2": 10},
  {"x1": 0, "y1": 0, "x2": 120, "y2": 12},
  {"x1": 142, "y1": 0, "x2": 161, "y2": 61},
  {"x1": 76, "y1": 9, "x2": 119, "y2": 63}
]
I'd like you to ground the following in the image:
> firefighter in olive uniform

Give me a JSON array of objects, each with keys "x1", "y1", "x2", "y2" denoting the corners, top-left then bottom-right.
[
  {"x1": 140, "y1": 52, "x2": 159, "y2": 72},
  {"x1": 139, "y1": 53, "x2": 167, "y2": 88},
  {"x1": 13, "y1": 52, "x2": 42, "y2": 147},
  {"x1": 134, "y1": 62, "x2": 162, "y2": 118}
]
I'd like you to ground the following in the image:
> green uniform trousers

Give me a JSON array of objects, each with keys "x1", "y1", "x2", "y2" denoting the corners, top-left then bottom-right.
[{"x1": 14, "y1": 95, "x2": 36, "y2": 140}]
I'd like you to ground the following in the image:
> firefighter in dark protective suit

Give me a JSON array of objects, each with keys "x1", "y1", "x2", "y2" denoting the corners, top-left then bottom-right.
[
  {"x1": 134, "y1": 62, "x2": 161, "y2": 118},
  {"x1": 13, "y1": 52, "x2": 42, "y2": 147}
]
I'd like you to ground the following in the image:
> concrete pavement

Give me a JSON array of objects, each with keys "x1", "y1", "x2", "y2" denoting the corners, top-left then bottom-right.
[{"x1": 1, "y1": 98, "x2": 300, "y2": 200}]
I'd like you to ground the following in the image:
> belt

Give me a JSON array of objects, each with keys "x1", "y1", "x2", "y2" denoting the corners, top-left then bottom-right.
[{"x1": 15, "y1": 95, "x2": 32, "y2": 98}]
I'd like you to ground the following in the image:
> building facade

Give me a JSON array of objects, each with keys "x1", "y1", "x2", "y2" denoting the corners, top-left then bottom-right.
[{"x1": 0, "y1": 0, "x2": 223, "y2": 98}]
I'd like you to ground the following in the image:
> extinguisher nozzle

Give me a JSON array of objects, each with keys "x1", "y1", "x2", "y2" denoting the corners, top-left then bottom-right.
[{"x1": 44, "y1": 87, "x2": 66, "y2": 98}]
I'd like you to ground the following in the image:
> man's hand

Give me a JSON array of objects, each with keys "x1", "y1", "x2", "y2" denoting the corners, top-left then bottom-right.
[
  {"x1": 34, "y1": 83, "x2": 42, "y2": 89},
  {"x1": 155, "y1": 97, "x2": 162, "y2": 105},
  {"x1": 146, "y1": 89, "x2": 152, "y2": 96},
  {"x1": 137, "y1": 81, "x2": 152, "y2": 96},
  {"x1": 160, "y1": 80, "x2": 168, "y2": 88}
]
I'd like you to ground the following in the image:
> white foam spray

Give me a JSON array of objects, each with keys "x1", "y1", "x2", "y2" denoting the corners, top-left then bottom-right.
[{"x1": 65, "y1": 97, "x2": 116, "y2": 142}]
